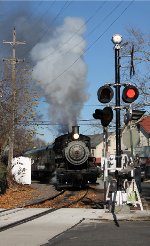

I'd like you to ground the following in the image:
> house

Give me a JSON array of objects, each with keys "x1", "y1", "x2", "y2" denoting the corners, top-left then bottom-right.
[
  {"x1": 121, "y1": 115, "x2": 150, "y2": 163},
  {"x1": 137, "y1": 115, "x2": 150, "y2": 146},
  {"x1": 134, "y1": 116, "x2": 150, "y2": 161},
  {"x1": 88, "y1": 115, "x2": 150, "y2": 166},
  {"x1": 88, "y1": 133, "x2": 103, "y2": 165},
  {"x1": 89, "y1": 131, "x2": 127, "y2": 166}
]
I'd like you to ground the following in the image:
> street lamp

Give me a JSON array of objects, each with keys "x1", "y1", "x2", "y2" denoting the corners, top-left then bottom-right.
[
  {"x1": 112, "y1": 34, "x2": 122, "y2": 45},
  {"x1": 112, "y1": 34, "x2": 123, "y2": 169}
]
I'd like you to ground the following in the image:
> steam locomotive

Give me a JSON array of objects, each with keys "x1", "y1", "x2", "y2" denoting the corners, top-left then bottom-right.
[{"x1": 53, "y1": 126, "x2": 100, "y2": 188}]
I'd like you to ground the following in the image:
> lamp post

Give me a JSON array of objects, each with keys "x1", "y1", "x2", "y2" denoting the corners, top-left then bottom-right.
[{"x1": 112, "y1": 34, "x2": 123, "y2": 168}]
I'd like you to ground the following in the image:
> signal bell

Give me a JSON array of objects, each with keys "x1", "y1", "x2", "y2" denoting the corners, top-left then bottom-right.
[
  {"x1": 122, "y1": 85, "x2": 139, "y2": 103},
  {"x1": 97, "y1": 85, "x2": 114, "y2": 103}
]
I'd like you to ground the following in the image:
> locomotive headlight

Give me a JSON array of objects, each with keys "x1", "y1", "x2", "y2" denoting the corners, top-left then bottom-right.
[{"x1": 73, "y1": 133, "x2": 79, "y2": 140}]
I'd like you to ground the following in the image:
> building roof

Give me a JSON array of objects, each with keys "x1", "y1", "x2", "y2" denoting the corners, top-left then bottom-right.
[
  {"x1": 138, "y1": 116, "x2": 150, "y2": 135},
  {"x1": 88, "y1": 132, "x2": 113, "y2": 148},
  {"x1": 88, "y1": 134, "x2": 103, "y2": 148}
]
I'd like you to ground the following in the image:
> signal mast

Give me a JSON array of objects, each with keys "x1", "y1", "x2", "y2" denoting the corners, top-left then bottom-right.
[{"x1": 93, "y1": 34, "x2": 145, "y2": 210}]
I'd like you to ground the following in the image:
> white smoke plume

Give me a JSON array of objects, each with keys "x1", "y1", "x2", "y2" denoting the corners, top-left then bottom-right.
[{"x1": 31, "y1": 17, "x2": 88, "y2": 134}]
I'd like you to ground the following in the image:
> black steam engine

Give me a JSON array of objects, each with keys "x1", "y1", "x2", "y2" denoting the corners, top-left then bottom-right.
[{"x1": 53, "y1": 126, "x2": 99, "y2": 188}]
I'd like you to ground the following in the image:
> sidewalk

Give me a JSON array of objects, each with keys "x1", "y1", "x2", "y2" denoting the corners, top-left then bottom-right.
[{"x1": 0, "y1": 207, "x2": 150, "y2": 246}]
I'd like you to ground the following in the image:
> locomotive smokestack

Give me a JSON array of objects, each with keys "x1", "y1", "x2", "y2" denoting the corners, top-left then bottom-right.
[
  {"x1": 72, "y1": 126, "x2": 80, "y2": 140},
  {"x1": 72, "y1": 126, "x2": 79, "y2": 135}
]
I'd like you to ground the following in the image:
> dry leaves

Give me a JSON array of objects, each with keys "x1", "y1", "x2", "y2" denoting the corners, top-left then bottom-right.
[
  {"x1": 0, "y1": 185, "x2": 35, "y2": 208},
  {"x1": 0, "y1": 184, "x2": 104, "y2": 209}
]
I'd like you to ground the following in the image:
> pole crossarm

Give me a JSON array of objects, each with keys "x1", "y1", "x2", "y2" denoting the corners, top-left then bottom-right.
[
  {"x1": 3, "y1": 28, "x2": 26, "y2": 47},
  {"x1": 3, "y1": 58, "x2": 25, "y2": 63}
]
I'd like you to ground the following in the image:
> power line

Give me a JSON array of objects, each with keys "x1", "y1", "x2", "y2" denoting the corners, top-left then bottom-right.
[
  {"x1": 37, "y1": 1, "x2": 107, "y2": 59},
  {"x1": 86, "y1": 1, "x2": 135, "y2": 52},
  {"x1": 59, "y1": 1, "x2": 123, "y2": 59},
  {"x1": 85, "y1": 1, "x2": 123, "y2": 39},
  {"x1": 1, "y1": 1, "x2": 48, "y2": 42},
  {"x1": 22, "y1": 0, "x2": 72, "y2": 59},
  {"x1": 35, "y1": 1, "x2": 134, "y2": 86}
]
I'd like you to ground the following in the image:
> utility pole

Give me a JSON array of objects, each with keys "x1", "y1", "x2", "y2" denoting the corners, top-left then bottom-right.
[{"x1": 3, "y1": 28, "x2": 26, "y2": 168}]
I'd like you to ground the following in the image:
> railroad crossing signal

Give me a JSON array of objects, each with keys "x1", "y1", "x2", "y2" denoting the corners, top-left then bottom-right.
[
  {"x1": 122, "y1": 85, "x2": 139, "y2": 103},
  {"x1": 97, "y1": 85, "x2": 114, "y2": 103},
  {"x1": 95, "y1": 85, "x2": 114, "y2": 127},
  {"x1": 93, "y1": 107, "x2": 113, "y2": 127}
]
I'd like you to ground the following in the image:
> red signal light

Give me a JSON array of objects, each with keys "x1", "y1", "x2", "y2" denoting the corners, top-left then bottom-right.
[
  {"x1": 126, "y1": 88, "x2": 136, "y2": 98},
  {"x1": 122, "y1": 85, "x2": 139, "y2": 103}
]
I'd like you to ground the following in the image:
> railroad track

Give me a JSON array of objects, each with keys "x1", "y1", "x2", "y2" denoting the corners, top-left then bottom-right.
[
  {"x1": 0, "y1": 207, "x2": 59, "y2": 233},
  {"x1": 0, "y1": 190, "x2": 66, "y2": 232},
  {"x1": 0, "y1": 186, "x2": 149, "y2": 233},
  {"x1": 1, "y1": 181, "x2": 148, "y2": 234},
  {"x1": 0, "y1": 188, "x2": 89, "y2": 232},
  {"x1": 27, "y1": 187, "x2": 89, "y2": 208}
]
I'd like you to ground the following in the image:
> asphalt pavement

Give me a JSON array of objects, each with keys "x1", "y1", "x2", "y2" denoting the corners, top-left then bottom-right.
[{"x1": 43, "y1": 220, "x2": 150, "y2": 246}]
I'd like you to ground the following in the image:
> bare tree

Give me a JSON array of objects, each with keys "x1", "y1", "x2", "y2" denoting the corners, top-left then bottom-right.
[
  {"x1": 0, "y1": 60, "x2": 40, "y2": 187},
  {"x1": 122, "y1": 28, "x2": 150, "y2": 112}
]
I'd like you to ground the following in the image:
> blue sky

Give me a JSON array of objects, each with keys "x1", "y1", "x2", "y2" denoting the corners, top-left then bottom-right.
[{"x1": 0, "y1": 0, "x2": 150, "y2": 143}]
